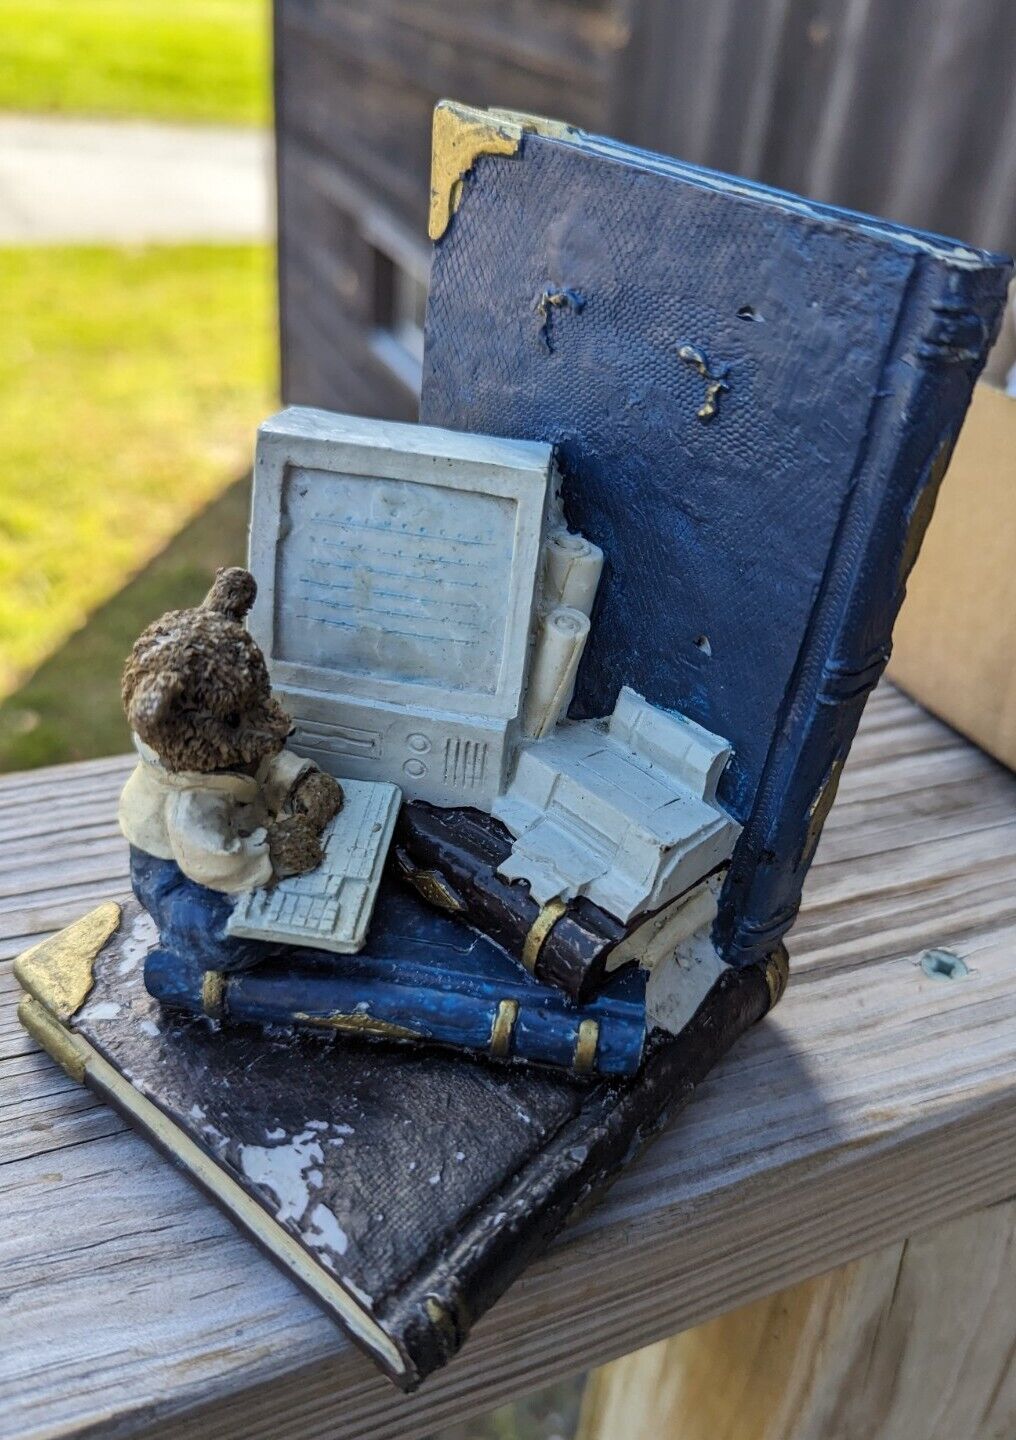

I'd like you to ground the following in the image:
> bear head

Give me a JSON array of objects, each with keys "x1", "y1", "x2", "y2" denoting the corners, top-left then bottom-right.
[{"x1": 121, "y1": 567, "x2": 293, "y2": 774}]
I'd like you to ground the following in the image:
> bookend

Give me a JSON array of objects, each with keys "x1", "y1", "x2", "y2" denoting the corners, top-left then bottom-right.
[{"x1": 14, "y1": 99, "x2": 1010, "y2": 1390}]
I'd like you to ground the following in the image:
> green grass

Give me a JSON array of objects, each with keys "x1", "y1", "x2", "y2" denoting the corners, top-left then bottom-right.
[
  {"x1": 0, "y1": 0, "x2": 269, "y2": 125},
  {"x1": 0, "y1": 475, "x2": 252, "y2": 771},
  {"x1": 0, "y1": 243, "x2": 274, "y2": 727}
]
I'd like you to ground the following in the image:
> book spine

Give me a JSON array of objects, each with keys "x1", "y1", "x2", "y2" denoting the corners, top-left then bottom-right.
[
  {"x1": 394, "y1": 802, "x2": 626, "y2": 1001},
  {"x1": 157, "y1": 963, "x2": 646, "y2": 1077},
  {"x1": 717, "y1": 257, "x2": 1012, "y2": 966}
]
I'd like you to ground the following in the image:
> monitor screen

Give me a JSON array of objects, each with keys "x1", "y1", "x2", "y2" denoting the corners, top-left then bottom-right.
[
  {"x1": 249, "y1": 408, "x2": 557, "y2": 805},
  {"x1": 274, "y1": 465, "x2": 518, "y2": 695}
]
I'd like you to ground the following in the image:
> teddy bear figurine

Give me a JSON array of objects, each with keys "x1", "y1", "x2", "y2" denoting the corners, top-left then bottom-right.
[{"x1": 117, "y1": 566, "x2": 344, "y2": 1009}]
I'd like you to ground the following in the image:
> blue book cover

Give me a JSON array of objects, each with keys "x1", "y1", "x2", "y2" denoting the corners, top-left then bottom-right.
[
  {"x1": 422, "y1": 102, "x2": 1012, "y2": 968},
  {"x1": 148, "y1": 880, "x2": 649, "y2": 1077}
]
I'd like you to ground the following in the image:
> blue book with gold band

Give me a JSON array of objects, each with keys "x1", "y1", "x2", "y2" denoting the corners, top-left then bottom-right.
[
  {"x1": 421, "y1": 102, "x2": 1012, "y2": 971},
  {"x1": 141, "y1": 874, "x2": 650, "y2": 1077}
]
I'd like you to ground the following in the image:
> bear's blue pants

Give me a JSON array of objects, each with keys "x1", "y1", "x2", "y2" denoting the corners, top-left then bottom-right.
[{"x1": 130, "y1": 846, "x2": 283, "y2": 1010}]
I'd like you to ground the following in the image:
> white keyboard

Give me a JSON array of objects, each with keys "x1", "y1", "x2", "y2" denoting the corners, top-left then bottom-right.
[{"x1": 227, "y1": 778, "x2": 401, "y2": 954}]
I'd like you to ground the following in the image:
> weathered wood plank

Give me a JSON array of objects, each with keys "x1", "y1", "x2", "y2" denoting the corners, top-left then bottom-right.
[
  {"x1": 284, "y1": 0, "x2": 617, "y2": 123},
  {"x1": 576, "y1": 1198, "x2": 1016, "y2": 1440},
  {"x1": 2, "y1": 684, "x2": 1015, "y2": 1439}
]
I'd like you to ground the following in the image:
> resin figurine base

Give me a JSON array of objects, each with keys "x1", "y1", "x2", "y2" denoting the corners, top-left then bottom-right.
[{"x1": 14, "y1": 895, "x2": 782, "y2": 1391}]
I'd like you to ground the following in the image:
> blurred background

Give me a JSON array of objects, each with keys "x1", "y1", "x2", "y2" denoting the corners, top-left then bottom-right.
[
  {"x1": 0, "y1": 0, "x2": 273, "y2": 771},
  {"x1": 0, "y1": 3, "x2": 1013, "y2": 1436},
  {"x1": 1, "y1": 0, "x2": 1014, "y2": 779}
]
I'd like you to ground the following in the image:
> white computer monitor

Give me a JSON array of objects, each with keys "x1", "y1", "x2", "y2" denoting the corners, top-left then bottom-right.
[{"x1": 248, "y1": 408, "x2": 559, "y2": 808}]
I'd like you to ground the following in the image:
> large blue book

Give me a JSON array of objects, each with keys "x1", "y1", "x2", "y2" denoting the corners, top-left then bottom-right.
[{"x1": 422, "y1": 102, "x2": 1012, "y2": 969}]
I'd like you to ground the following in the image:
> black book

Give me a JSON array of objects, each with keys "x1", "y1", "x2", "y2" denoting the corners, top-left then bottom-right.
[{"x1": 15, "y1": 896, "x2": 779, "y2": 1390}]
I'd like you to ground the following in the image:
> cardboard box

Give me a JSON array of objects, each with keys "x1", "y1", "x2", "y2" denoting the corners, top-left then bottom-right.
[{"x1": 888, "y1": 383, "x2": 1016, "y2": 770}]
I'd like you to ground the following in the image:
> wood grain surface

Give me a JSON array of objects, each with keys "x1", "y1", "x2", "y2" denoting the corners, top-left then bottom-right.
[
  {"x1": 576, "y1": 1198, "x2": 1016, "y2": 1440},
  {"x1": 3, "y1": 684, "x2": 1015, "y2": 1439}
]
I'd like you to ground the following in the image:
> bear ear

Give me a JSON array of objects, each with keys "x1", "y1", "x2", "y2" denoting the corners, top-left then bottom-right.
[
  {"x1": 127, "y1": 672, "x2": 182, "y2": 735},
  {"x1": 203, "y1": 567, "x2": 256, "y2": 622}
]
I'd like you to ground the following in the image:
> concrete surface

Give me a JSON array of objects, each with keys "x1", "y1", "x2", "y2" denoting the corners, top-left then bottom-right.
[{"x1": 0, "y1": 115, "x2": 273, "y2": 243}]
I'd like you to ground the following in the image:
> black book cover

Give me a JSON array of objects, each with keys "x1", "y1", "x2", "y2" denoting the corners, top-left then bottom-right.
[{"x1": 15, "y1": 898, "x2": 779, "y2": 1390}]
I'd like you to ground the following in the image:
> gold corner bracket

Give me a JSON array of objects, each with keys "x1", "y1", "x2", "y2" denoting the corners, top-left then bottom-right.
[
  {"x1": 18, "y1": 995, "x2": 90, "y2": 1083},
  {"x1": 13, "y1": 901, "x2": 121, "y2": 1023},
  {"x1": 428, "y1": 100, "x2": 577, "y2": 241},
  {"x1": 429, "y1": 102, "x2": 523, "y2": 241}
]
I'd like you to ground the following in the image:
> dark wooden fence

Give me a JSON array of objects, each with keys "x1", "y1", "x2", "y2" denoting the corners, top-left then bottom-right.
[{"x1": 274, "y1": 0, "x2": 1016, "y2": 415}]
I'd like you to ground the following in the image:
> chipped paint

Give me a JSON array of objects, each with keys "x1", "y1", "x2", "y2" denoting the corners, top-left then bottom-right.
[
  {"x1": 79, "y1": 1000, "x2": 121, "y2": 1022},
  {"x1": 293, "y1": 1010, "x2": 423, "y2": 1042},
  {"x1": 239, "y1": 1128, "x2": 325, "y2": 1223},
  {"x1": 306, "y1": 1202, "x2": 349, "y2": 1258},
  {"x1": 535, "y1": 287, "x2": 585, "y2": 350},
  {"x1": 117, "y1": 909, "x2": 158, "y2": 976},
  {"x1": 677, "y1": 343, "x2": 731, "y2": 421}
]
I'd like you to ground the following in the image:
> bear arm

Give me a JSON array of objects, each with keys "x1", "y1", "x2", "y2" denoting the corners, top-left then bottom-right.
[
  {"x1": 258, "y1": 748, "x2": 317, "y2": 818},
  {"x1": 167, "y1": 789, "x2": 273, "y2": 894}
]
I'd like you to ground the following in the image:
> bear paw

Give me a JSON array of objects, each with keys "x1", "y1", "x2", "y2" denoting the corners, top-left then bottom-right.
[
  {"x1": 290, "y1": 769, "x2": 344, "y2": 831},
  {"x1": 267, "y1": 814, "x2": 324, "y2": 878}
]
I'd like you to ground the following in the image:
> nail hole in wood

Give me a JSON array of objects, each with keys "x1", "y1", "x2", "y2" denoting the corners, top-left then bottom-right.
[{"x1": 920, "y1": 949, "x2": 969, "y2": 980}]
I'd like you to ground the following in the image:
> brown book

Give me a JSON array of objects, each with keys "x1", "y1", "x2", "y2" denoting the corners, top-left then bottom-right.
[{"x1": 395, "y1": 801, "x2": 722, "y2": 1003}]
